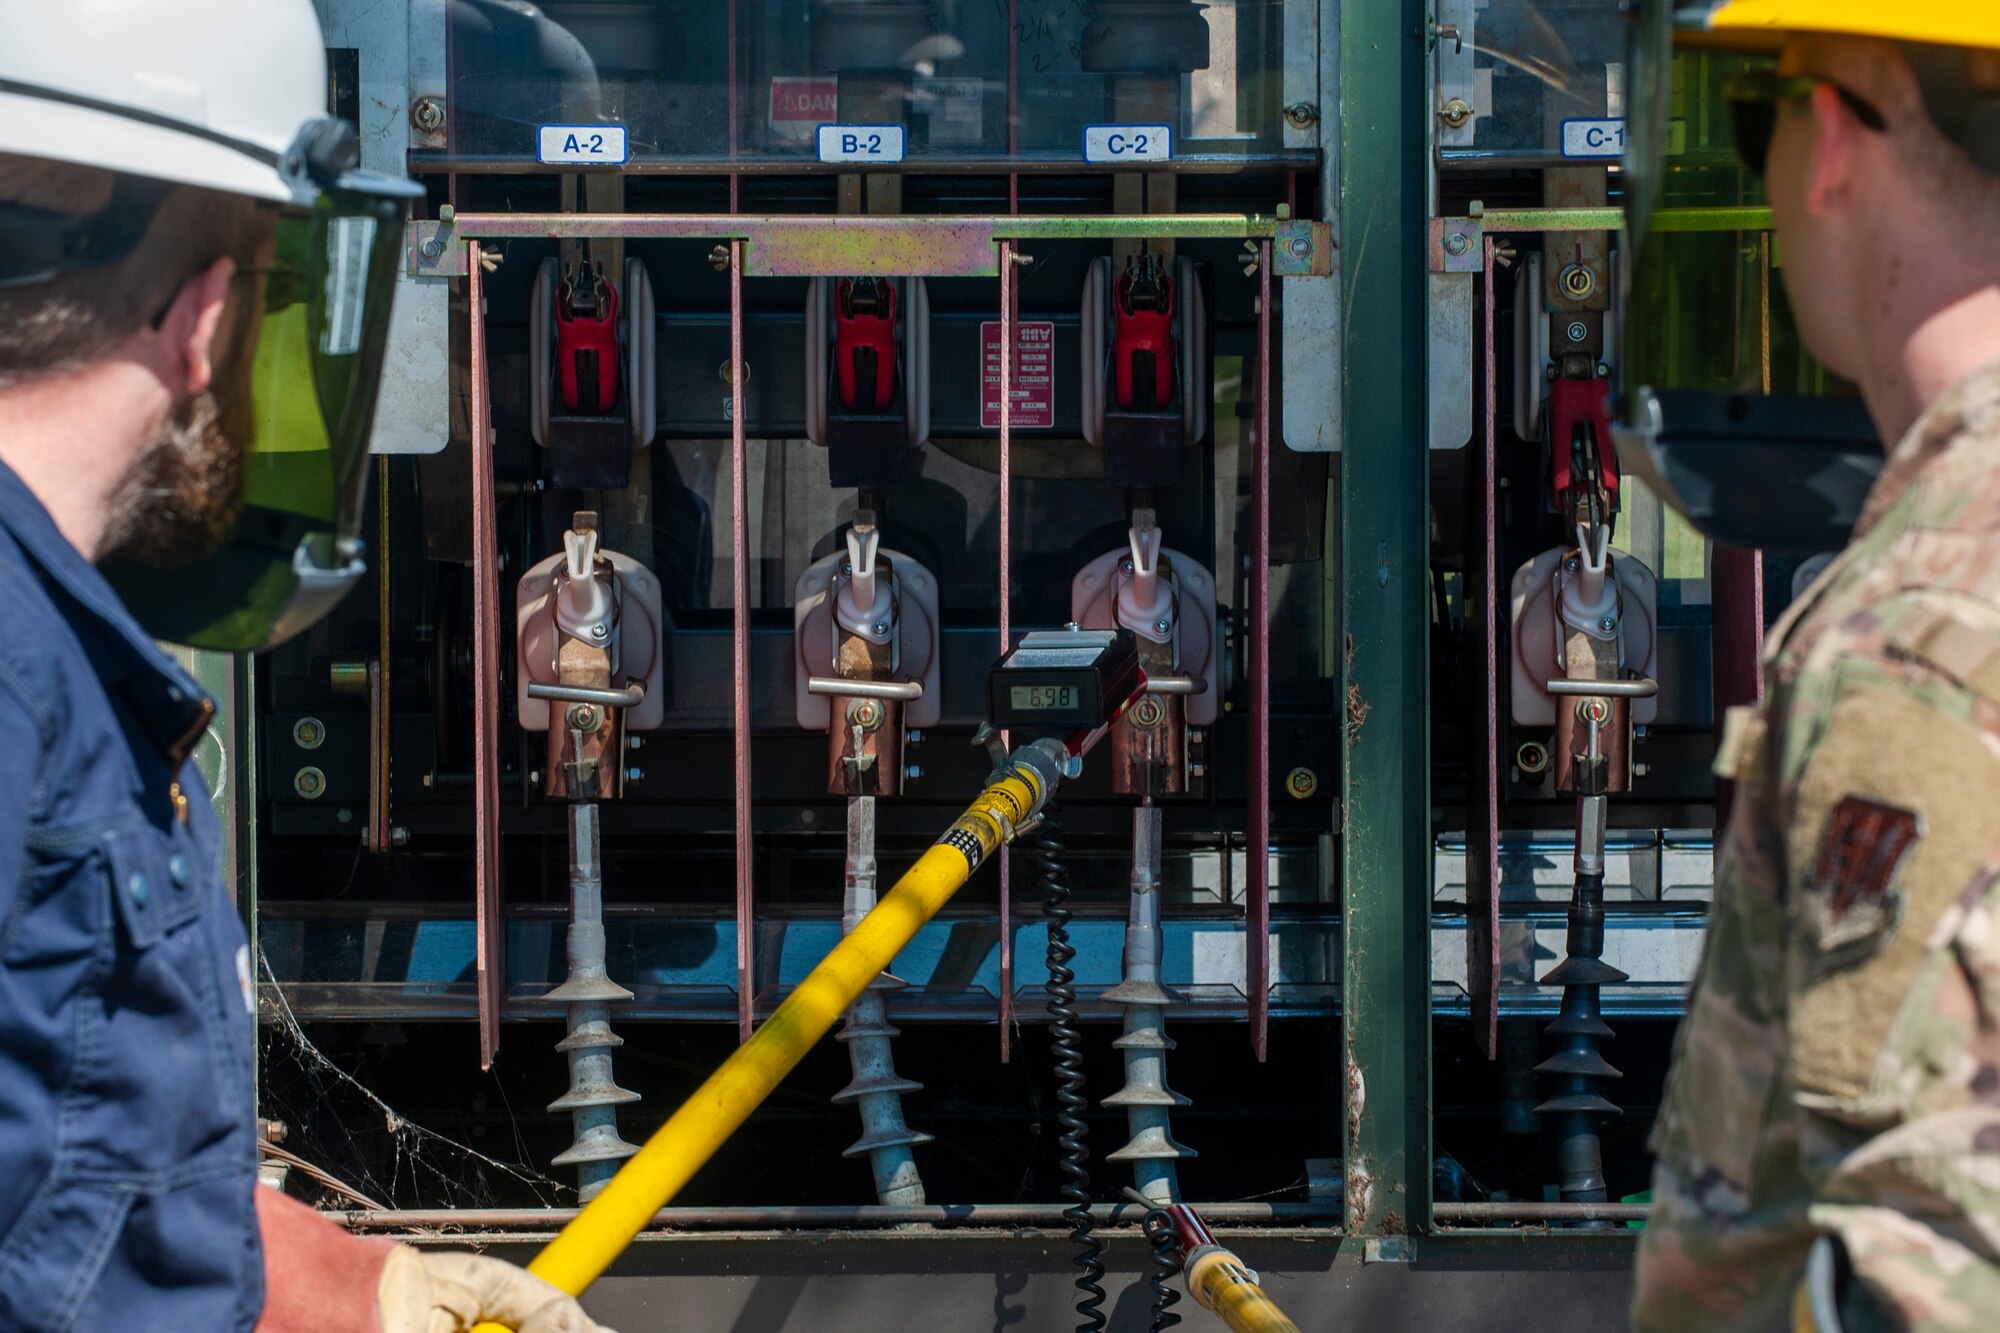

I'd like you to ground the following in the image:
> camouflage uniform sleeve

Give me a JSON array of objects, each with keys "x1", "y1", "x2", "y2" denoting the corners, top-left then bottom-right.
[
  {"x1": 1634, "y1": 698, "x2": 1816, "y2": 1333},
  {"x1": 1780, "y1": 593, "x2": 2000, "y2": 1330}
]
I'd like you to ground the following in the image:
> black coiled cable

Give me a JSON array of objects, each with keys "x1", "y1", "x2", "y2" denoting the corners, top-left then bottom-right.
[
  {"x1": 1038, "y1": 806, "x2": 1106, "y2": 1332},
  {"x1": 1140, "y1": 1204, "x2": 1184, "y2": 1331}
]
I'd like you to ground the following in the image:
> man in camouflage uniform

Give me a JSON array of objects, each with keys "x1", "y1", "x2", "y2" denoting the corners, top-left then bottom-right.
[{"x1": 1629, "y1": 7, "x2": 2000, "y2": 1332}]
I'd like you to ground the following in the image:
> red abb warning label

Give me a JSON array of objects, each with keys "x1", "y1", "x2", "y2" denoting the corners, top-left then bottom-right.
[
  {"x1": 769, "y1": 77, "x2": 837, "y2": 140},
  {"x1": 980, "y1": 320, "x2": 1055, "y2": 428}
]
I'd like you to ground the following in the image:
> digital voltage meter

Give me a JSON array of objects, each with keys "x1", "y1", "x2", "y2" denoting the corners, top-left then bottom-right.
[{"x1": 985, "y1": 627, "x2": 1143, "y2": 735}]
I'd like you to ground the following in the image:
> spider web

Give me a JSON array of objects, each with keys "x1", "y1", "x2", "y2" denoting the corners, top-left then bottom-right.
[{"x1": 258, "y1": 947, "x2": 569, "y2": 1211}]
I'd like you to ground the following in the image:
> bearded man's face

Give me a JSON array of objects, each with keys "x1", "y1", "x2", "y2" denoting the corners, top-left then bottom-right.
[{"x1": 96, "y1": 272, "x2": 261, "y2": 565}]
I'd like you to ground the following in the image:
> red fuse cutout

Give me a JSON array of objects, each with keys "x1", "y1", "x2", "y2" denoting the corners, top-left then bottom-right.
[
  {"x1": 835, "y1": 277, "x2": 897, "y2": 412},
  {"x1": 1112, "y1": 251, "x2": 1176, "y2": 412},
  {"x1": 556, "y1": 262, "x2": 620, "y2": 415}
]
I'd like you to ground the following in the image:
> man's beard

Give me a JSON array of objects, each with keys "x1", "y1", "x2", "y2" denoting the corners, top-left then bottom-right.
[
  {"x1": 95, "y1": 387, "x2": 246, "y2": 566},
  {"x1": 96, "y1": 305, "x2": 257, "y2": 567}
]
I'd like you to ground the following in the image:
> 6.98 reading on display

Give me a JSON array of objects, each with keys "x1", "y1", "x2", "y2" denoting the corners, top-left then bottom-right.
[{"x1": 1009, "y1": 684, "x2": 1079, "y2": 712}]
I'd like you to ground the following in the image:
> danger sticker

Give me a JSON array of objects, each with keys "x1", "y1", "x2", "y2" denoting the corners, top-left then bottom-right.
[
  {"x1": 769, "y1": 77, "x2": 838, "y2": 141},
  {"x1": 980, "y1": 320, "x2": 1055, "y2": 429}
]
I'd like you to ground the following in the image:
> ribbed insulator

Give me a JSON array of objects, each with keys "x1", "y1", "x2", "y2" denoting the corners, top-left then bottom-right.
[
  {"x1": 836, "y1": 796, "x2": 930, "y2": 1207},
  {"x1": 833, "y1": 1012, "x2": 903, "y2": 1044},
  {"x1": 1535, "y1": 810, "x2": 1627, "y2": 1212},
  {"x1": 1107, "y1": 1124, "x2": 1198, "y2": 1164},
  {"x1": 1106, "y1": 807, "x2": 1195, "y2": 1204},
  {"x1": 549, "y1": 804, "x2": 638, "y2": 1202}
]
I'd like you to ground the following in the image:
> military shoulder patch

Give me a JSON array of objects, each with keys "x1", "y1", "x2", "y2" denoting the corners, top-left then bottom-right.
[{"x1": 1801, "y1": 796, "x2": 1923, "y2": 971}]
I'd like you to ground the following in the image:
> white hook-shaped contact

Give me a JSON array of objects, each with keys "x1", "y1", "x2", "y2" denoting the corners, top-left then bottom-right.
[
  {"x1": 1117, "y1": 520, "x2": 1175, "y2": 644},
  {"x1": 835, "y1": 525, "x2": 895, "y2": 644},
  {"x1": 1558, "y1": 522, "x2": 1620, "y2": 643},
  {"x1": 555, "y1": 525, "x2": 615, "y2": 643}
]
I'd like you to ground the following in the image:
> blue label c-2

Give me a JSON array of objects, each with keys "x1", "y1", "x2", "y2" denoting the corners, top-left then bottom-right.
[{"x1": 1082, "y1": 124, "x2": 1173, "y2": 164}]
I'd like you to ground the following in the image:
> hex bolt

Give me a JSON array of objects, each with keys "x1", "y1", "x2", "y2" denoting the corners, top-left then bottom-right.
[
  {"x1": 1130, "y1": 698, "x2": 1165, "y2": 729},
  {"x1": 1558, "y1": 264, "x2": 1598, "y2": 301},
  {"x1": 625, "y1": 766, "x2": 645, "y2": 783},
  {"x1": 568, "y1": 703, "x2": 602, "y2": 732},
  {"x1": 293, "y1": 717, "x2": 326, "y2": 750},
  {"x1": 411, "y1": 96, "x2": 445, "y2": 134},
  {"x1": 390, "y1": 827, "x2": 411, "y2": 848},
  {"x1": 293, "y1": 767, "x2": 326, "y2": 800},
  {"x1": 905, "y1": 729, "x2": 924, "y2": 745},
  {"x1": 1286, "y1": 766, "x2": 1318, "y2": 799},
  {"x1": 627, "y1": 735, "x2": 644, "y2": 750},
  {"x1": 904, "y1": 764, "x2": 923, "y2": 782}
]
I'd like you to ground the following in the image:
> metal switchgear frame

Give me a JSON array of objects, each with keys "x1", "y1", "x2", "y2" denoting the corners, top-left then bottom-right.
[{"x1": 235, "y1": 1, "x2": 1794, "y2": 1325}]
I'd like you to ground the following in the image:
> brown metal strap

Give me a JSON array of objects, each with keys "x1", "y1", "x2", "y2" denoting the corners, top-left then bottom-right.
[
  {"x1": 468, "y1": 241, "x2": 504, "y2": 1070},
  {"x1": 731, "y1": 238, "x2": 754, "y2": 1044},
  {"x1": 997, "y1": 237, "x2": 1015, "y2": 1063},
  {"x1": 1469, "y1": 235, "x2": 1502, "y2": 1060},
  {"x1": 1249, "y1": 238, "x2": 1273, "y2": 1060}
]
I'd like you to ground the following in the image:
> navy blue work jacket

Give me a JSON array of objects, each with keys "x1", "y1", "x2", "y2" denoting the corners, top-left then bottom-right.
[{"x1": 0, "y1": 460, "x2": 262, "y2": 1330}]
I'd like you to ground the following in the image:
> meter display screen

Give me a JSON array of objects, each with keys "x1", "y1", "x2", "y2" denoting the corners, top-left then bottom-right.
[{"x1": 1009, "y1": 684, "x2": 1079, "y2": 712}]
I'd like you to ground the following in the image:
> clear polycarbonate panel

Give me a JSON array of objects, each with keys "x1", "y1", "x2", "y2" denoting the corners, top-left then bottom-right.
[
  {"x1": 1434, "y1": 0, "x2": 1632, "y2": 157},
  {"x1": 445, "y1": 0, "x2": 1293, "y2": 164}
]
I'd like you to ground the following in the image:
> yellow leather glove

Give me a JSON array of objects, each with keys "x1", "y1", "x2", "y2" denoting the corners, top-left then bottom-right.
[{"x1": 377, "y1": 1246, "x2": 614, "y2": 1333}]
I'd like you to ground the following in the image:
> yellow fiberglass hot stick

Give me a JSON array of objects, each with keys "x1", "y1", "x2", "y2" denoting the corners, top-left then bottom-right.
[
  {"x1": 467, "y1": 739, "x2": 1069, "y2": 1333},
  {"x1": 1185, "y1": 1248, "x2": 1304, "y2": 1333}
]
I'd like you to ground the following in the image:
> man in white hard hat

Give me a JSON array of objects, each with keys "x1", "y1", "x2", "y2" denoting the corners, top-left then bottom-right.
[{"x1": 0, "y1": 3, "x2": 607, "y2": 1330}]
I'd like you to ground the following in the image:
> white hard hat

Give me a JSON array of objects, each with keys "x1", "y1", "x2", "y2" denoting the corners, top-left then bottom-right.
[{"x1": 0, "y1": 0, "x2": 328, "y2": 203}]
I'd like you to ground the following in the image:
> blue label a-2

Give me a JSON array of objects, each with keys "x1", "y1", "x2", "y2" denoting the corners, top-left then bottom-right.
[
  {"x1": 537, "y1": 124, "x2": 629, "y2": 165},
  {"x1": 1083, "y1": 124, "x2": 1173, "y2": 163},
  {"x1": 817, "y1": 124, "x2": 907, "y2": 163},
  {"x1": 1559, "y1": 118, "x2": 1625, "y2": 159}
]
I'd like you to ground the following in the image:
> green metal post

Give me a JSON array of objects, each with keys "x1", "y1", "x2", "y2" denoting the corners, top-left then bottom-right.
[{"x1": 1339, "y1": 0, "x2": 1431, "y2": 1237}]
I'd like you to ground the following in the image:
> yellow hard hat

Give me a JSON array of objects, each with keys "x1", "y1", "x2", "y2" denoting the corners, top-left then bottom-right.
[{"x1": 1697, "y1": 0, "x2": 2000, "y2": 52}]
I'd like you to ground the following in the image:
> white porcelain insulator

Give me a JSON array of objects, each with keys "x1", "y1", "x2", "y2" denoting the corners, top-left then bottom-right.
[{"x1": 1116, "y1": 525, "x2": 1175, "y2": 644}]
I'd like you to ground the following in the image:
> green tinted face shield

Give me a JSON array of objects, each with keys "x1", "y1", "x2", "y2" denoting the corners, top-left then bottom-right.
[
  {"x1": 105, "y1": 125, "x2": 423, "y2": 651},
  {"x1": 1614, "y1": 0, "x2": 1881, "y2": 555}
]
